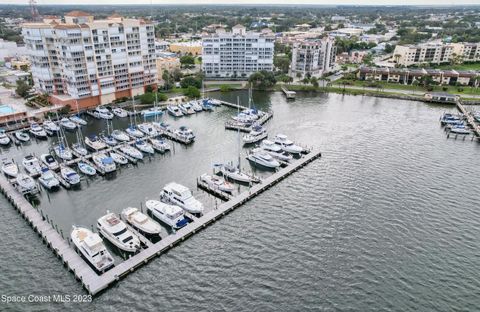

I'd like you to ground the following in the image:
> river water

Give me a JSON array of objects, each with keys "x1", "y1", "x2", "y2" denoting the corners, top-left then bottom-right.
[{"x1": 0, "y1": 91, "x2": 479, "y2": 311}]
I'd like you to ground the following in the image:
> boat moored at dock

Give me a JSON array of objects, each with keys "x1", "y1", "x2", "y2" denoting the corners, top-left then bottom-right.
[
  {"x1": 97, "y1": 212, "x2": 141, "y2": 253},
  {"x1": 174, "y1": 126, "x2": 195, "y2": 142},
  {"x1": 111, "y1": 130, "x2": 130, "y2": 142},
  {"x1": 134, "y1": 140, "x2": 154, "y2": 154},
  {"x1": 273, "y1": 134, "x2": 304, "y2": 154},
  {"x1": 53, "y1": 144, "x2": 73, "y2": 161},
  {"x1": 200, "y1": 173, "x2": 234, "y2": 193},
  {"x1": 60, "y1": 165, "x2": 81, "y2": 186},
  {"x1": 146, "y1": 200, "x2": 189, "y2": 229},
  {"x1": 112, "y1": 107, "x2": 128, "y2": 118},
  {"x1": 78, "y1": 162, "x2": 97, "y2": 176},
  {"x1": 2, "y1": 159, "x2": 18, "y2": 178},
  {"x1": 60, "y1": 118, "x2": 77, "y2": 131},
  {"x1": 92, "y1": 154, "x2": 116, "y2": 173},
  {"x1": 43, "y1": 120, "x2": 60, "y2": 135},
  {"x1": 126, "y1": 126, "x2": 144, "y2": 138},
  {"x1": 71, "y1": 226, "x2": 115, "y2": 273},
  {"x1": 29, "y1": 123, "x2": 48, "y2": 139},
  {"x1": 69, "y1": 115, "x2": 87, "y2": 126},
  {"x1": 0, "y1": 129, "x2": 10, "y2": 146},
  {"x1": 160, "y1": 182, "x2": 204, "y2": 214},
  {"x1": 85, "y1": 136, "x2": 107, "y2": 151},
  {"x1": 22, "y1": 155, "x2": 42, "y2": 177},
  {"x1": 138, "y1": 123, "x2": 158, "y2": 137},
  {"x1": 14, "y1": 131, "x2": 30, "y2": 143},
  {"x1": 38, "y1": 168, "x2": 60, "y2": 191},
  {"x1": 121, "y1": 207, "x2": 162, "y2": 236},
  {"x1": 243, "y1": 125, "x2": 268, "y2": 144},
  {"x1": 119, "y1": 145, "x2": 143, "y2": 160},
  {"x1": 149, "y1": 138, "x2": 171, "y2": 153},
  {"x1": 15, "y1": 173, "x2": 39, "y2": 195},
  {"x1": 246, "y1": 151, "x2": 280, "y2": 169},
  {"x1": 109, "y1": 152, "x2": 128, "y2": 165},
  {"x1": 40, "y1": 153, "x2": 59, "y2": 171},
  {"x1": 167, "y1": 105, "x2": 183, "y2": 117}
]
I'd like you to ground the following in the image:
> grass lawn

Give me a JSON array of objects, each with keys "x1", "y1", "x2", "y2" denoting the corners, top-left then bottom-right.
[{"x1": 429, "y1": 62, "x2": 480, "y2": 71}]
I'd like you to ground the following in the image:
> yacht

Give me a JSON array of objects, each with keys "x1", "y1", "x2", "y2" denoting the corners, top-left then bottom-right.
[
  {"x1": 101, "y1": 135, "x2": 118, "y2": 147},
  {"x1": 167, "y1": 105, "x2": 183, "y2": 117},
  {"x1": 273, "y1": 134, "x2": 303, "y2": 154},
  {"x1": 138, "y1": 123, "x2": 158, "y2": 137},
  {"x1": 121, "y1": 207, "x2": 162, "y2": 236},
  {"x1": 450, "y1": 124, "x2": 470, "y2": 134},
  {"x1": 191, "y1": 101, "x2": 203, "y2": 112},
  {"x1": 206, "y1": 98, "x2": 222, "y2": 106},
  {"x1": 78, "y1": 162, "x2": 96, "y2": 176},
  {"x1": 60, "y1": 117, "x2": 77, "y2": 131},
  {"x1": 69, "y1": 115, "x2": 87, "y2": 126},
  {"x1": 119, "y1": 145, "x2": 144, "y2": 160},
  {"x1": 201, "y1": 100, "x2": 214, "y2": 111},
  {"x1": 71, "y1": 226, "x2": 114, "y2": 273},
  {"x1": 40, "y1": 154, "x2": 59, "y2": 171},
  {"x1": 93, "y1": 106, "x2": 113, "y2": 120},
  {"x1": 146, "y1": 200, "x2": 188, "y2": 229},
  {"x1": 15, "y1": 173, "x2": 38, "y2": 195},
  {"x1": 174, "y1": 126, "x2": 195, "y2": 142},
  {"x1": 126, "y1": 126, "x2": 144, "y2": 138},
  {"x1": 0, "y1": 129, "x2": 11, "y2": 145},
  {"x1": 43, "y1": 120, "x2": 60, "y2": 135},
  {"x1": 72, "y1": 143, "x2": 88, "y2": 156},
  {"x1": 141, "y1": 107, "x2": 163, "y2": 118},
  {"x1": 2, "y1": 159, "x2": 18, "y2": 177},
  {"x1": 150, "y1": 138, "x2": 171, "y2": 153},
  {"x1": 440, "y1": 113, "x2": 462, "y2": 125},
  {"x1": 112, "y1": 107, "x2": 128, "y2": 118},
  {"x1": 219, "y1": 164, "x2": 255, "y2": 184},
  {"x1": 60, "y1": 165, "x2": 81, "y2": 186},
  {"x1": 92, "y1": 153, "x2": 116, "y2": 173},
  {"x1": 200, "y1": 173, "x2": 234, "y2": 193},
  {"x1": 109, "y1": 151, "x2": 128, "y2": 165},
  {"x1": 247, "y1": 151, "x2": 280, "y2": 169},
  {"x1": 97, "y1": 212, "x2": 141, "y2": 253},
  {"x1": 85, "y1": 135, "x2": 107, "y2": 151},
  {"x1": 14, "y1": 131, "x2": 30, "y2": 143},
  {"x1": 134, "y1": 140, "x2": 154, "y2": 154},
  {"x1": 160, "y1": 182, "x2": 204, "y2": 214},
  {"x1": 53, "y1": 144, "x2": 73, "y2": 161},
  {"x1": 179, "y1": 103, "x2": 195, "y2": 115},
  {"x1": 111, "y1": 129, "x2": 130, "y2": 142},
  {"x1": 232, "y1": 112, "x2": 257, "y2": 124},
  {"x1": 243, "y1": 125, "x2": 267, "y2": 144},
  {"x1": 260, "y1": 140, "x2": 293, "y2": 162},
  {"x1": 22, "y1": 155, "x2": 42, "y2": 176},
  {"x1": 38, "y1": 168, "x2": 60, "y2": 191},
  {"x1": 154, "y1": 122, "x2": 174, "y2": 134},
  {"x1": 29, "y1": 123, "x2": 48, "y2": 139}
]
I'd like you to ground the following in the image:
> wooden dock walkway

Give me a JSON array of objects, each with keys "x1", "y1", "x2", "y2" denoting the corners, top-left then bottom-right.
[
  {"x1": 224, "y1": 111, "x2": 273, "y2": 133},
  {"x1": 456, "y1": 100, "x2": 480, "y2": 140},
  {"x1": 196, "y1": 178, "x2": 233, "y2": 201},
  {"x1": 281, "y1": 86, "x2": 296, "y2": 99}
]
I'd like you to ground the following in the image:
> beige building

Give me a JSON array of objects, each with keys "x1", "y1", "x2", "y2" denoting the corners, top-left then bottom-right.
[
  {"x1": 169, "y1": 41, "x2": 202, "y2": 56},
  {"x1": 156, "y1": 57, "x2": 180, "y2": 82}
]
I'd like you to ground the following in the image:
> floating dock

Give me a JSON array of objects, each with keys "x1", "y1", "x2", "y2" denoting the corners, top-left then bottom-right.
[
  {"x1": 196, "y1": 178, "x2": 233, "y2": 201},
  {"x1": 224, "y1": 111, "x2": 273, "y2": 133},
  {"x1": 0, "y1": 147, "x2": 321, "y2": 296},
  {"x1": 281, "y1": 87, "x2": 296, "y2": 99},
  {"x1": 456, "y1": 100, "x2": 480, "y2": 140}
]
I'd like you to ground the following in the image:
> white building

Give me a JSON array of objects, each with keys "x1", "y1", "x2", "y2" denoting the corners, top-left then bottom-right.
[
  {"x1": 290, "y1": 38, "x2": 336, "y2": 78},
  {"x1": 202, "y1": 25, "x2": 274, "y2": 79},
  {"x1": 21, "y1": 11, "x2": 157, "y2": 109}
]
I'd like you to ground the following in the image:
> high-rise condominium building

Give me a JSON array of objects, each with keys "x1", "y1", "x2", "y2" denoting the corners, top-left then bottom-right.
[
  {"x1": 202, "y1": 25, "x2": 274, "y2": 79},
  {"x1": 22, "y1": 11, "x2": 157, "y2": 109},
  {"x1": 290, "y1": 38, "x2": 336, "y2": 78}
]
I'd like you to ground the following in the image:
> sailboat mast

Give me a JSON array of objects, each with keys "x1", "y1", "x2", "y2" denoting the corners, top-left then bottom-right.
[{"x1": 237, "y1": 96, "x2": 241, "y2": 170}]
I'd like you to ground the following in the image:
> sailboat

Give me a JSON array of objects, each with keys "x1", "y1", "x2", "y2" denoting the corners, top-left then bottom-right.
[
  {"x1": 72, "y1": 127, "x2": 88, "y2": 156},
  {"x1": 101, "y1": 119, "x2": 118, "y2": 146},
  {"x1": 53, "y1": 114, "x2": 73, "y2": 161},
  {"x1": 126, "y1": 96, "x2": 144, "y2": 138}
]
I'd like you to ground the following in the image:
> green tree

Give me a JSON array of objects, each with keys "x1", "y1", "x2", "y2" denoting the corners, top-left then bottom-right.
[
  {"x1": 15, "y1": 80, "x2": 31, "y2": 98},
  {"x1": 180, "y1": 55, "x2": 195, "y2": 67},
  {"x1": 139, "y1": 92, "x2": 155, "y2": 104},
  {"x1": 248, "y1": 71, "x2": 277, "y2": 90},
  {"x1": 162, "y1": 70, "x2": 173, "y2": 90},
  {"x1": 184, "y1": 86, "x2": 200, "y2": 98},
  {"x1": 311, "y1": 77, "x2": 319, "y2": 88},
  {"x1": 273, "y1": 55, "x2": 291, "y2": 73},
  {"x1": 180, "y1": 76, "x2": 202, "y2": 89}
]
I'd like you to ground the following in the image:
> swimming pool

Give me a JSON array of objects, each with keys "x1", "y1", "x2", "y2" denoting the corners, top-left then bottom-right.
[{"x1": 0, "y1": 105, "x2": 15, "y2": 115}]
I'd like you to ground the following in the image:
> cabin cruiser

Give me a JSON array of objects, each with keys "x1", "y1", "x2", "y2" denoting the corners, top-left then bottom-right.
[
  {"x1": 254, "y1": 146, "x2": 292, "y2": 163},
  {"x1": 22, "y1": 155, "x2": 42, "y2": 176},
  {"x1": 450, "y1": 124, "x2": 470, "y2": 134},
  {"x1": 247, "y1": 151, "x2": 280, "y2": 169},
  {"x1": 201, "y1": 100, "x2": 214, "y2": 111},
  {"x1": 71, "y1": 226, "x2": 114, "y2": 273},
  {"x1": 146, "y1": 200, "x2": 188, "y2": 229},
  {"x1": 179, "y1": 103, "x2": 195, "y2": 115},
  {"x1": 121, "y1": 207, "x2": 162, "y2": 236},
  {"x1": 138, "y1": 123, "x2": 158, "y2": 137},
  {"x1": 100, "y1": 135, "x2": 118, "y2": 147},
  {"x1": 125, "y1": 126, "x2": 144, "y2": 138},
  {"x1": 440, "y1": 113, "x2": 462, "y2": 125},
  {"x1": 112, "y1": 107, "x2": 128, "y2": 118},
  {"x1": 2, "y1": 159, "x2": 18, "y2": 177},
  {"x1": 273, "y1": 134, "x2": 303, "y2": 154},
  {"x1": 60, "y1": 165, "x2": 81, "y2": 186},
  {"x1": 167, "y1": 105, "x2": 183, "y2": 117},
  {"x1": 40, "y1": 153, "x2": 59, "y2": 171},
  {"x1": 38, "y1": 168, "x2": 60, "y2": 191},
  {"x1": 141, "y1": 107, "x2": 163, "y2": 118},
  {"x1": 150, "y1": 138, "x2": 171, "y2": 153},
  {"x1": 191, "y1": 101, "x2": 203, "y2": 112},
  {"x1": 160, "y1": 182, "x2": 204, "y2": 214},
  {"x1": 93, "y1": 106, "x2": 113, "y2": 120},
  {"x1": 78, "y1": 162, "x2": 96, "y2": 176},
  {"x1": 14, "y1": 131, "x2": 30, "y2": 143},
  {"x1": 0, "y1": 129, "x2": 11, "y2": 145},
  {"x1": 200, "y1": 173, "x2": 235, "y2": 193},
  {"x1": 15, "y1": 173, "x2": 38, "y2": 195},
  {"x1": 154, "y1": 122, "x2": 174, "y2": 134},
  {"x1": 29, "y1": 123, "x2": 48, "y2": 139},
  {"x1": 111, "y1": 129, "x2": 130, "y2": 142},
  {"x1": 243, "y1": 125, "x2": 267, "y2": 144},
  {"x1": 205, "y1": 98, "x2": 222, "y2": 106},
  {"x1": 261, "y1": 140, "x2": 293, "y2": 161},
  {"x1": 119, "y1": 145, "x2": 143, "y2": 160},
  {"x1": 92, "y1": 153, "x2": 116, "y2": 173},
  {"x1": 43, "y1": 120, "x2": 60, "y2": 135},
  {"x1": 174, "y1": 126, "x2": 195, "y2": 142},
  {"x1": 219, "y1": 164, "x2": 256, "y2": 184},
  {"x1": 60, "y1": 117, "x2": 77, "y2": 131},
  {"x1": 85, "y1": 135, "x2": 107, "y2": 151},
  {"x1": 134, "y1": 140, "x2": 154, "y2": 154},
  {"x1": 109, "y1": 152, "x2": 128, "y2": 165},
  {"x1": 72, "y1": 143, "x2": 88, "y2": 156},
  {"x1": 232, "y1": 112, "x2": 257, "y2": 124},
  {"x1": 69, "y1": 115, "x2": 87, "y2": 126},
  {"x1": 53, "y1": 144, "x2": 73, "y2": 161},
  {"x1": 97, "y1": 212, "x2": 141, "y2": 253}
]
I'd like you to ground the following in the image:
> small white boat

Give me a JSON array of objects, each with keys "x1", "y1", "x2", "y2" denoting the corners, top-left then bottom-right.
[
  {"x1": 149, "y1": 138, "x2": 171, "y2": 153},
  {"x1": 191, "y1": 101, "x2": 203, "y2": 112},
  {"x1": 38, "y1": 168, "x2": 60, "y2": 191},
  {"x1": 71, "y1": 226, "x2": 114, "y2": 273},
  {"x1": 101, "y1": 135, "x2": 118, "y2": 147},
  {"x1": 138, "y1": 123, "x2": 158, "y2": 137},
  {"x1": 60, "y1": 165, "x2": 81, "y2": 186},
  {"x1": 450, "y1": 124, "x2": 470, "y2": 134},
  {"x1": 167, "y1": 105, "x2": 183, "y2": 117},
  {"x1": 179, "y1": 103, "x2": 195, "y2": 115},
  {"x1": 112, "y1": 107, "x2": 128, "y2": 118},
  {"x1": 146, "y1": 200, "x2": 189, "y2": 229},
  {"x1": 43, "y1": 120, "x2": 60, "y2": 135},
  {"x1": 206, "y1": 98, "x2": 222, "y2": 106},
  {"x1": 109, "y1": 152, "x2": 128, "y2": 165},
  {"x1": 243, "y1": 125, "x2": 267, "y2": 144},
  {"x1": 134, "y1": 140, "x2": 154, "y2": 154},
  {"x1": 69, "y1": 115, "x2": 87, "y2": 126},
  {"x1": 141, "y1": 107, "x2": 163, "y2": 118},
  {"x1": 53, "y1": 144, "x2": 73, "y2": 160},
  {"x1": 60, "y1": 117, "x2": 77, "y2": 130},
  {"x1": 160, "y1": 182, "x2": 204, "y2": 214},
  {"x1": 78, "y1": 162, "x2": 96, "y2": 176},
  {"x1": 85, "y1": 135, "x2": 107, "y2": 151},
  {"x1": 97, "y1": 212, "x2": 141, "y2": 253},
  {"x1": 40, "y1": 154, "x2": 59, "y2": 171},
  {"x1": 22, "y1": 155, "x2": 42, "y2": 176},
  {"x1": 93, "y1": 106, "x2": 113, "y2": 120},
  {"x1": 111, "y1": 129, "x2": 130, "y2": 142},
  {"x1": 29, "y1": 123, "x2": 48, "y2": 139},
  {"x1": 14, "y1": 131, "x2": 30, "y2": 142},
  {"x1": 174, "y1": 126, "x2": 195, "y2": 142},
  {"x1": 119, "y1": 145, "x2": 143, "y2": 160},
  {"x1": 247, "y1": 151, "x2": 280, "y2": 169},
  {"x1": 200, "y1": 173, "x2": 234, "y2": 193},
  {"x1": 260, "y1": 140, "x2": 293, "y2": 162},
  {"x1": 126, "y1": 126, "x2": 144, "y2": 138},
  {"x1": 92, "y1": 153, "x2": 116, "y2": 173},
  {"x1": 0, "y1": 129, "x2": 10, "y2": 145},
  {"x1": 121, "y1": 207, "x2": 162, "y2": 236},
  {"x1": 15, "y1": 173, "x2": 38, "y2": 194},
  {"x1": 273, "y1": 134, "x2": 303, "y2": 154},
  {"x1": 2, "y1": 159, "x2": 18, "y2": 177},
  {"x1": 219, "y1": 164, "x2": 255, "y2": 184},
  {"x1": 72, "y1": 143, "x2": 88, "y2": 156}
]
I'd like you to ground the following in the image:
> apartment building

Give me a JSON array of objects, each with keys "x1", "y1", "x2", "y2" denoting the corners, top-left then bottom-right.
[
  {"x1": 22, "y1": 11, "x2": 157, "y2": 109},
  {"x1": 169, "y1": 41, "x2": 202, "y2": 56},
  {"x1": 202, "y1": 25, "x2": 274, "y2": 79},
  {"x1": 289, "y1": 37, "x2": 336, "y2": 78},
  {"x1": 452, "y1": 43, "x2": 480, "y2": 62}
]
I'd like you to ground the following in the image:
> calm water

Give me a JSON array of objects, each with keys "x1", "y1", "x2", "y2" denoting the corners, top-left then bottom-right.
[{"x1": 0, "y1": 91, "x2": 479, "y2": 311}]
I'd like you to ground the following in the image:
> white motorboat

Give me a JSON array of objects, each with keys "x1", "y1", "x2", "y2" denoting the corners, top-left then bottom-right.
[
  {"x1": 450, "y1": 124, "x2": 470, "y2": 134},
  {"x1": 247, "y1": 151, "x2": 280, "y2": 169},
  {"x1": 119, "y1": 145, "x2": 143, "y2": 160},
  {"x1": 167, "y1": 105, "x2": 183, "y2": 117},
  {"x1": 92, "y1": 153, "x2": 116, "y2": 173},
  {"x1": 93, "y1": 106, "x2": 114, "y2": 120},
  {"x1": 60, "y1": 117, "x2": 77, "y2": 130},
  {"x1": 219, "y1": 164, "x2": 255, "y2": 184},
  {"x1": 60, "y1": 165, "x2": 81, "y2": 186},
  {"x1": 149, "y1": 138, "x2": 171, "y2": 153},
  {"x1": 40, "y1": 153, "x2": 59, "y2": 171},
  {"x1": 72, "y1": 143, "x2": 88, "y2": 156},
  {"x1": 273, "y1": 134, "x2": 303, "y2": 154},
  {"x1": 2, "y1": 159, "x2": 18, "y2": 177},
  {"x1": 232, "y1": 112, "x2": 257, "y2": 124},
  {"x1": 111, "y1": 129, "x2": 130, "y2": 142},
  {"x1": 174, "y1": 126, "x2": 195, "y2": 142},
  {"x1": 29, "y1": 123, "x2": 48, "y2": 139},
  {"x1": 0, "y1": 129, "x2": 11, "y2": 145},
  {"x1": 254, "y1": 146, "x2": 292, "y2": 162},
  {"x1": 160, "y1": 182, "x2": 204, "y2": 214},
  {"x1": 200, "y1": 173, "x2": 235, "y2": 193},
  {"x1": 141, "y1": 107, "x2": 163, "y2": 118},
  {"x1": 53, "y1": 144, "x2": 73, "y2": 161},
  {"x1": 112, "y1": 107, "x2": 128, "y2": 118},
  {"x1": 121, "y1": 207, "x2": 162, "y2": 236},
  {"x1": 69, "y1": 115, "x2": 87, "y2": 126},
  {"x1": 134, "y1": 140, "x2": 154, "y2": 154},
  {"x1": 78, "y1": 162, "x2": 96, "y2": 176},
  {"x1": 243, "y1": 125, "x2": 267, "y2": 144},
  {"x1": 145, "y1": 200, "x2": 189, "y2": 229},
  {"x1": 201, "y1": 99, "x2": 214, "y2": 111},
  {"x1": 85, "y1": 135, "x2": 107, "y2": 151},
  {"x1": 206, "y1": 98, "x2": 222, "y2": 106},
  {"x1": 138, "y1": 123, "x2": 158, "y2": 137},
  {"x1": 101, "y1": 135, "x2": 118, "y2": 147},
  {"x1": 71, "y1": 226, "x2": 114, "y2": 273},
  {"x1": 43, "y1": 120, "x2": 60, "y2": 135},
  {"x1": 179, "y1": 103, "x2": 195, "y2": 115},
  {"x1": 109, "y1": 152, "x2": 128, "y2": 165},
  {"x1": 22, "y1": 155, "x2": 42, "y2": 176},
  {"x1": 38, "y1": 168, "x2": 60, "y2": 191},
  {"x1": 14, "y1": 131, "x2": 30, "y2": 143},
  {"x1": 97, "y1": 212, "x2": 141, "y2": 253},
  {"x1": 191, "y1": 101, "x2": 203, "y2": 112},
  {"x1": 126, "y1": 126, "x2": 144, "y2": 138},
  {"x1": 260, "y1": 140, "x2": 293, "y2": 162},
  {"x1": 15, "y1": 173, "x2": 38, "y2": 194}
]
